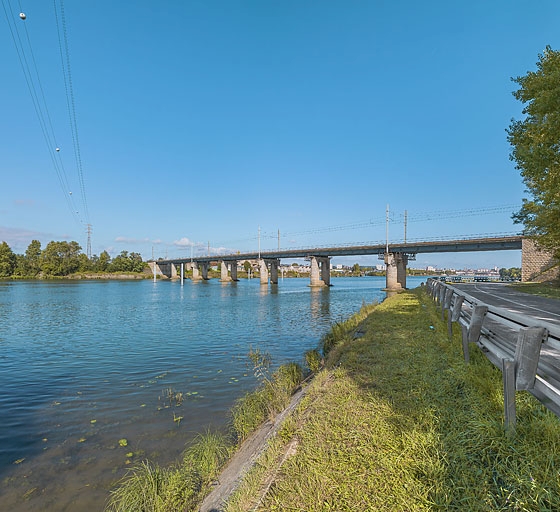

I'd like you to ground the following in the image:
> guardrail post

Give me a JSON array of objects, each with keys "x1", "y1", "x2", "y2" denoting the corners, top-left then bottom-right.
[
  {"x1": 514, "y1": 327, "x2": 547, "y2": 391},
  {"x1": 448, "y1": 295, "x2": 465, "y2": 337},
  {"x1": 503, "y1": 358, "x2": 516, "y2": 432},
  {"x1": 438, "y1": 283, "x2": 446, "y2": 306},
  {"x1": 442, "y1": 287, "x2": 453, "y2": 321},
  {"x1": 461, "y1": 305, "x2": 488, "y2": 363},
  {"x1": 468, "y1": 305, "x2": 488, "y2": 344},
  {"x1": 431, "y1": 280, "x2": 439, "y2": 301}
]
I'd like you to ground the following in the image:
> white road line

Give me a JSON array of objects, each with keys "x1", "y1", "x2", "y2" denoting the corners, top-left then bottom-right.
[{"x1": 471, "y1": 284, "x2": 560, "y2": 319}]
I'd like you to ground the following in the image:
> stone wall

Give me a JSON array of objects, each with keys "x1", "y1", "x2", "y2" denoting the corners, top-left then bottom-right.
[{"x1": 521, "y1": 238, "x2": 559, "y2": 282}]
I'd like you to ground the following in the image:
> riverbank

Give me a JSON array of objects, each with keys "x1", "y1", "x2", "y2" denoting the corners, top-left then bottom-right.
[{"x1": 220, "y1": 286, "x2": 560, "y2": 511}]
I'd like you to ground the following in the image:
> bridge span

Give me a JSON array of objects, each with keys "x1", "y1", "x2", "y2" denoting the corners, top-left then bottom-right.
[{"x1": 150, "y1": 235, "x2": 531, "y2": 290}]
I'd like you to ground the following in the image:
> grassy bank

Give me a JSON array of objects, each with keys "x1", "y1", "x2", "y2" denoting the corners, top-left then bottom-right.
[
  {"x1": 227, "y1": 287, "x2": 560, "y2": 511},
  {"x1": 509, "y1": 281, "x2": 560, "y2": 300}
]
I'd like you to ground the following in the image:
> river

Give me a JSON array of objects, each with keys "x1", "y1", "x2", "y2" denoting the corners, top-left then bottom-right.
[{"x1": 0, "y1": 276, "x2": 425, "y2": 510}]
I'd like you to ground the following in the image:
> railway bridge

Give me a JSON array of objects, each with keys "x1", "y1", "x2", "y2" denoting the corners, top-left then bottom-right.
[{"x1": 148, "y1": 235, "x2": 555, "y2": 290}]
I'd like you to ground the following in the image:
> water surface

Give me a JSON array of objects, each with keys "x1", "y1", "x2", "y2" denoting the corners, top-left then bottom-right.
[{"x1": 0, "y1": 276, "x2": 424, "y2": 510}]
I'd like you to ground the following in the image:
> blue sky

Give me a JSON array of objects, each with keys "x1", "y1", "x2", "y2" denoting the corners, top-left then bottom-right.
[{"x1": 2, "y1": 1, "x2": 559, "y2": 269}]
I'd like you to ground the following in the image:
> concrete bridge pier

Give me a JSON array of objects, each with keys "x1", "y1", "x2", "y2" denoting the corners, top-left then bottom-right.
[
  {"x1": 269, "y1": 259, "x2": 279, "y2": 284},
  {"x1": 397, "y1": 254, "x2": 408, "y2": 289},
  {"x1": 310, "y1": 256, "x2": 331, "y2": 287},
  {"x1": 259, "y1": 259, "x2": 269, "y2": 285},
  {"x1": 191, "y1": 262, "x2": 201, "y2": 281},
  {"x1": 220, "y1": 260, "x2": 238, "y2": 282},
  {"x1": 320, "y1": 257, "x2": 331, "y2": 286},
  {"x1": 384, "y1": 253, "x2": 402, "y2": 291},
  {"x1": 231, "y1": 261, "x2": 238, "y2": 281},
  {"x1": 220, "y1": 261, "x2": 232, "y2": 282},
  {"x1": 180, "y1": 262, "x2": 184, "y2": 285}
]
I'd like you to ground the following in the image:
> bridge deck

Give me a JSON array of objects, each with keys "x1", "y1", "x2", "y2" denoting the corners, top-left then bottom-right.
[{"x1": 157, "y1": 236, "x2": 523, "y2": 264}]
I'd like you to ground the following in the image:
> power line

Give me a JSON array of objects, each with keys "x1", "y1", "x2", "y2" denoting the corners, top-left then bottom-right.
[
  {"x1": 54, "y1": 0, "x2": 90, "y2": 224},
  {"x1": 2, "y1": 0, "x2": 81, "y2": 224},
  {"x1": 3, "y1": 1, "x2": 93, "y2": 251}
]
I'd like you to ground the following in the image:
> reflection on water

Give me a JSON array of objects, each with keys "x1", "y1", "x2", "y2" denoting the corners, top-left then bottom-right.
[
  {"x1": 310, "y1": 286, "x2": 330, "y2": 321},
  {"x1": 0, "y1": 276, "x2": 424, "y2": 511}
]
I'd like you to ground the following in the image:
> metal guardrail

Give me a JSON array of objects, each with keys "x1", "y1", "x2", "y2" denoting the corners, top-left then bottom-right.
[{"x1": 426, "y1": 278, "x2": 560, "y2": 430}]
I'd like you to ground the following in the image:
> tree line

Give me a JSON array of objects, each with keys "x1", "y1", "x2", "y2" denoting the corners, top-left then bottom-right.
[
  {"x1": 508, "y1": 46, "x2": 560, "y2": 263},
  {"x1": 0, "y1": 240, "x2": 147, "y2": 278}
]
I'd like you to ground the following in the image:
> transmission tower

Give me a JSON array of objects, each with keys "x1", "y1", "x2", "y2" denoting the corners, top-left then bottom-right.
[{"x1": 86, "y1": 224, "x2": 92, "y2": 258}]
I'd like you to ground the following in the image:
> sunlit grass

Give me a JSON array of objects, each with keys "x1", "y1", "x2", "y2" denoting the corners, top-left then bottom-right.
[{"x1": 227, "y1": 288, "x2": 560, "y2": 511}]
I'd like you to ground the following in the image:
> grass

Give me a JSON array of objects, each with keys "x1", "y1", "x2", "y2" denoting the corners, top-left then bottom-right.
[
  {"x1": 226, "y1": 287, "x2": 560, "y2": 511},
  {"x1": 509, "y1": 281, "x2": 560, "y2": 299}
]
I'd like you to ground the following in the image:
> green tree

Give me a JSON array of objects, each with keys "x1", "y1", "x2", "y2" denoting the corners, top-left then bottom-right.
[
  {"x1": 78, "y1": 253, "x2": 92, "y2": 272},
  {"x1": 0, "y1": 241, "x2": 17, "y2": 277},
  {"x1": 129, "y1": 252, "x2": 145, "y2": 272},
  {"x1": 41, "y1": 241, "x2": 82, "y2": 276},
  {"x1": 24, "y1": 239, "x2": 42, "y2": 276},
  {"x1": 109, "y1": 250, "x2": 145, "y2": 272},
  {"x1": 96, "y1": 250, "x2": 111, "y2": 272},
  {"x1": 352, "y1": 263, "x2": 361, "y2": 275},
  {"x1": 507, "y1": 46, "x2": 560, "y2": 259}
]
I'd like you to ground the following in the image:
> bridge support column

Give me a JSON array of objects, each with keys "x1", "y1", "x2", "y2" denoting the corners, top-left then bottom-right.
[
  {"x1": 191, "y1": 262, "x2": 201, "y2": 281},
  {"x1": 320, "y1": 257, "x2": 331, "y2": 286},
  {"x1": 231, "y1": 261, "x2": 238, "y2": 281},
  {"x1": 270, "y1": 259, "x2": 279, "y2": 284},
  {"x1": 259, "y1": 259, "x2": 269, "y2": 285},
  {"x1": 200, "y1": 262, "x2": 209, "y2": 280},
  {"x1": 309, "y1": 256, "x2": 323, "y2": 287},
  {"x1": 384, "y1": 253, "x2": 402, "y2": 291},
  {"x1": 397, "y1": 254, "x2": 408, "y2": 289},
  {"x1": 170, "y1": 263, "x2": 178, "y2": 279},
  {"x1": 310, "y1": 256, "x2": 331, "y2": 287},
  {"x1": 220, "y1": 260, "x2": 232, "y2": 282},
  {"x1": 180, "y1": 262, "x2": 184, "y2": 285}
]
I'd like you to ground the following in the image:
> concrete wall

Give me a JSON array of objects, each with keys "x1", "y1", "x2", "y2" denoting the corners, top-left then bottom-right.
[{"x1": 522, "y1": 238, "x2": 559, "y2": 282}]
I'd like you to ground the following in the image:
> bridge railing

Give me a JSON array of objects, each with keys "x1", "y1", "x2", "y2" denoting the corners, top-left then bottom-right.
[{"x1": 426, "y1": 278, "x2": 560, "y2": 430}]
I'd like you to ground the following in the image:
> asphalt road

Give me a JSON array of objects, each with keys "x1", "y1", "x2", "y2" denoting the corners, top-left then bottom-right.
[{"x1": 452, "y1": 283, "x2": 560, "y2": 330}]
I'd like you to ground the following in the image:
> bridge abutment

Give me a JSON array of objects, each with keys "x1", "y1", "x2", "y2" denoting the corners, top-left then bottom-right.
[{"x1": 521, "y1": 238, "x2": 559, "y2": 282}]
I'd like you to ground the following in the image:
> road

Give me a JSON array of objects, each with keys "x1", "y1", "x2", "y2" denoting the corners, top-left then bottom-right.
[{"x1": 452, "y1": 283, "x2": 560, "y2": 330}]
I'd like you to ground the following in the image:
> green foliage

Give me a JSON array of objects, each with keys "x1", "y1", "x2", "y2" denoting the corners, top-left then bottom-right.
[
  {"x1": 109, "y1": 250, "x2": 146, "y2": 273},
  {"x1": 507, "y1": 46, "x2": 560, "y2": 259},
  {"x1": 107, "y1": 430, "x2": 231, "y2": 512},
  {"x1": 40, "y1": 240, "x2": 82, "y2": 276},
  {"x1": 499, "y1": 267, "x2": 521, "y2": 280},
  {"x1": 232, "y1": 355, "x2": 305, "y2": 442},
  {"x1": 24, "y1": 240, "x2": 42, "y2": 276},
  {"x1": 0, "y1": 240, "x2": 147, "y2": 278},
  {"x1": 305, "y1": 349, "x2": 322, "y2": 373},
  {"x1": 182, "y1": 430, "x2": 231, "y2": 481},
  {"x1": 248, "y1": 347, "x2": 272, "y2": 383},
  {"x1": 0, "y1": 241, "x2": 17, "y2": 277},
  {"x1": 106, "y1": 460, "x2": 201, "y2": 512}
]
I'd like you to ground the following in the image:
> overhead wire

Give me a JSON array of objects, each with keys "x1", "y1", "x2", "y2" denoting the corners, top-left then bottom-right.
[
  {"x1": 2, "y1": 0, "x2": 81, "y2": 224},
  {"x1": 280, "y1": 204, "x2": 520, "y2": 239},
  {"x1": 53, "y1": 0, "x2": 89, "y2": 224}
]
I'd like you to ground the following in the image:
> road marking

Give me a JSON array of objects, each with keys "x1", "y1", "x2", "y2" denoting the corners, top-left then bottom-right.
[{"x1": 471, "y1": 284, "x2": 560, "y2": 319}]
